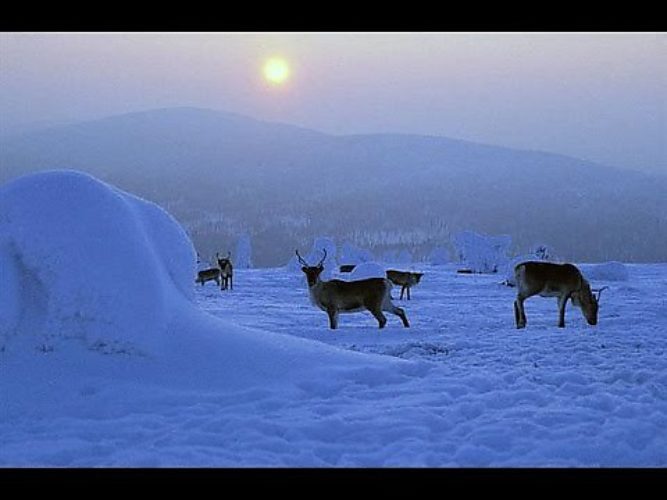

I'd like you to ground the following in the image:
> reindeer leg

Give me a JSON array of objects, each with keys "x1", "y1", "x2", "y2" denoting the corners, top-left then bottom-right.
[
  {"x1": 326, "y1": 308, "x2": 338, "y2": 330},
  {"x1": 557, "y1": 294, "x2": 569, "y2": 328},
  {"x1": 380, "y1": 299, "x2": 409, "y2": 328},
  {"x1": 392, "y1": 306, "x2": 410, "y2": 328},
  {"x1": 407, "y1": 286, "x2": 411, "y2": 300},
  {"x1": 400, "y1": 286, "x2": 405, "y2": 300},
  {"x1": 369, "y1": 306, "x2": 388, "y2": 329},
  {"x1": 515, "y1": 296, "x2": 527, "y2": 329}
]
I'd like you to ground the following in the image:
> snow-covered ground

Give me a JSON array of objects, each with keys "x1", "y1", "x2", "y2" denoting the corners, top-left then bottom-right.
[
  {"x1": 189, "y1": 264, "x2": 667, "y2": 466},
  {"x1": 4, "y1": 264, "x2": 666, "y2": 466},
  {"x1": 1, "y1": 171, "x2": 665, "y2": 467}
]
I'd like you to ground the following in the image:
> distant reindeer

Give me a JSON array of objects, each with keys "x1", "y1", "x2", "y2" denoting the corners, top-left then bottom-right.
[
  {"x1": 196, "y1": 267, "x2": 221, "y2": 287},
  {"x1": 513, "y1": 261, "x2": 608, "y2": 328},
  {"x1": 386, "y1": 270, "x2": 424, "y2": 300},
  {"x1": 217, "y1": 252, "x2": 233, "y2": 290},
  {"x1": 339, "y1": 264, "x2": 356, "y2": 273},
  {"x1": 297, "y1": 249, "x2": 409, "y2": 330}
]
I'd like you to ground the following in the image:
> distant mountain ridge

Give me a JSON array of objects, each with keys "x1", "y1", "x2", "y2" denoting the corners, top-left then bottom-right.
[{"x1": 2, "y1": 107, "x2": 665, "y2": 265}]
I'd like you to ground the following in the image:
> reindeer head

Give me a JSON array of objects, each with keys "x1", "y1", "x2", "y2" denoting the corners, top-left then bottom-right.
[
  {"x1": 296, "y1": 249, "x2": 327, "y2": 287},
  {"x1": 572, "y1": 282, "x2": 607, "y2": 326},
  {"x1": 216, "y1": 251, "x2": 232, "y2": 269},
  {"x1": 412, "y1": 272, "x2": 424, "y2": 285}
]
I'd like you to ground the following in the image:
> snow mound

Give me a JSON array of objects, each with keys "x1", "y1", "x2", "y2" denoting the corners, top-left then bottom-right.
[
  {"x1": 1, "y1": 171, "x2": 415, "y2": 393},
  {"x1": 334, "y1": 262, "x2": 386, "y2": 281},
  {"x1": 582, "y1": 261, "x2": 629, "y2": 282},
  {"x1": 453, "y1": 231, "x2": 511, "y2": 274},
  {"x1": 0, "y1": 170, "x2": 196, "y2": 351}
]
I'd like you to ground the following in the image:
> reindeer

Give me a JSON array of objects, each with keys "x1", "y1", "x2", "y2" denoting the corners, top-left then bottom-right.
[
  {"x1": 513, "y1": 261, "x2": 608, "y2": 329},
  {"x1": 217, "y1": 252, "x2": 233, "y2": 290},
  {"x1": 386, "y1": 270, "x2": 424, "y2": 300},
  {"x1": 196, "y1": 267, "x2": 221, "y2": 287},
  {"x1": 296, "y1": 249, "x2": 410, "y2": 330}
]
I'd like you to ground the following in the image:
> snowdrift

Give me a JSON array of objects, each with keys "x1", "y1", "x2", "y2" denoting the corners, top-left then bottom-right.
[
  {"x1": 581, "y1": 261, "x2": 630, "y2": 282},
  {"x1": 0, "y1": 171, "x2": 419, "y2": 393},
  {"x1": 0, "y1": 170, "x2": 196, "y2": 352},
  {"x1": 333, "y1": 261, "x2": 387, "y2": 281}
]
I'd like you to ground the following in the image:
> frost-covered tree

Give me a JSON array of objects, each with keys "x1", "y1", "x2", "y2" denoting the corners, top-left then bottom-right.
[
  {"x1": 381, "y1": 249, "x2": 398, "y2": 263},
  {"x1": 396, "y1": 249, "x2": 412, "y2": 265},
  {"x1": 453, "y1": 230, "x2": 511, "y2": 274},
  {"x1": 428, "y1": 246, "x2": 450, "y2": 265},
  {"x1": 529, "y1": 244, "x2": 557, "y2": 262},
  {"x1": 339, "y1": 242, "x2": 374, "y2": 265},
  {"x1": 235, "y1": 234, "x2": 253, "y2": 269}
]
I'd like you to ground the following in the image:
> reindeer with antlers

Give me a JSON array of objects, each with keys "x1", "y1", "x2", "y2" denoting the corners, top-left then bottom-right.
[
  {"x1": 217, "y1": 252, "x2": 233, "y2": 290},
  {"x1": 296, "y1": 249, "x2": 410, "y2": 330},
  {"x1": 513, "y1": 261, "x2": 608, "y2": 329}
]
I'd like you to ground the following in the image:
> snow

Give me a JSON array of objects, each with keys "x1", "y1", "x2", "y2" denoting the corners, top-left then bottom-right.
[
  {"x1": 332, "y1": 261, "x2": 386, "y2": 281},
  {"x1": 235, "y1": 234, "x2": 253, "y2": 269},
  {"x1": 0, "y1": 170, "x2": 196, "y2": 352},
  {"x1": 453, "y1": 230, "x2": 512, "y2": 274},
  {"x1": 339, "y1": 242, "x2": 374, "y2": 266},
  {"x1": 1, "y1": 172, "x2": 665, "y2": 467},
  {"x1": 428, "y1": 246, "x2": 450, "y2": 265},
  {"x1": 396, "y1": 249, "x2": 413, "y2": 264},
  {"x1": 580, "y1": 261, "x2": 630, "y2": 282}
]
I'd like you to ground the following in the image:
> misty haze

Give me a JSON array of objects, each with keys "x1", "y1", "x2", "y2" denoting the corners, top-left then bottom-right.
[
  {"x1": 1, "y1": 32, "x2": 666, "y2": 468},
  {"x1": 1, "y1": 106, "x2": 665, "y2": 265}
]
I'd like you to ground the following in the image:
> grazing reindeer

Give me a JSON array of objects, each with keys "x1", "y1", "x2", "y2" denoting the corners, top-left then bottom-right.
[
  {"x1": 513, "y1": 261, "x2": 608, "y2": 328},
  {"x1": 217, "y1": 252, "x2": 233, "y2": 290},
  {"x1": 196, "y1": 267, "x2": 221, "y2": 287},
  {"x1": 297, "y1": 249, "x2": 409, "y2": 330},
  {"x1": 386, "y1": 270, "x2": 424, "y2": 300}
]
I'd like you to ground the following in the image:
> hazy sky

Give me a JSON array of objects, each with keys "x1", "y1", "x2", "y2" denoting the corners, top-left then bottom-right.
[{"x1": 1, "y1": 32, "x2": 664, "y2": 172}]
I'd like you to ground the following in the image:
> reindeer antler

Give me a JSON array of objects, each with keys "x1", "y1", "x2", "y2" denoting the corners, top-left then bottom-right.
[
  {"x1": 594, "y1": 286, "x2": 609, "y2": 302},
  {"x1": 317, "y1": 248, "x2": 327, "y2": 267},
  {"x1": 295, "y1": 249, "x2": 309, "y2": 266}
]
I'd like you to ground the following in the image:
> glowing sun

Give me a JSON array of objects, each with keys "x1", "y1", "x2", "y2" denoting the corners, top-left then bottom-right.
[{"x1": 263, "y1": 57, "x2": 290, "y2": 85}]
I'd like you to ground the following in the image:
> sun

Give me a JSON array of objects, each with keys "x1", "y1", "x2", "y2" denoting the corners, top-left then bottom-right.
[{"x1": 263, "y1": 57, "x2": 290, "y2": 85}]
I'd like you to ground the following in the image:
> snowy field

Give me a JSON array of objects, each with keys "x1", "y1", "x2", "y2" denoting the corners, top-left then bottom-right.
[
  {"x1": 191, "y1": 264, "x2": 667, "y2": 466},
  {"x1": 1, "y1": 171, "x2": 666, "y2": 467},
  {"x1": 3, "y1": 264, "x2": 666, "y2": 467}
]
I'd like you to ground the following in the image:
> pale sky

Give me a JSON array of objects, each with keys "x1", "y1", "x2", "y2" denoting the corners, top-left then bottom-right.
[{"x1": 1, "y1": 32, "x2": 664, "y2": 172}]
